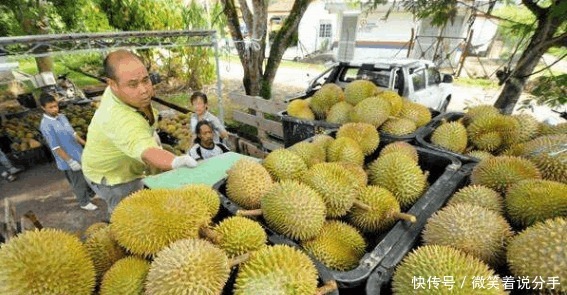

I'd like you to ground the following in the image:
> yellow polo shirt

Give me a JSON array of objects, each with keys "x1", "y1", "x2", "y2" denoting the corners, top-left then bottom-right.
[{"x1": 82, "y1": 87, "x2": 159, "y2": 185}]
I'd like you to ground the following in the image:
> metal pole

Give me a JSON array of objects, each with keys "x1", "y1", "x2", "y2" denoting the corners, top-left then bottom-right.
[{"x1": 213, "y1": 33, "x2": 224, "y2": 125}]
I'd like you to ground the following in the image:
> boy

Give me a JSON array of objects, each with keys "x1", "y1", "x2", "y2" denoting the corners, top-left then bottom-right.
[
  {"x1": 189, "y1": 91, "x2": 228, "y2": 144},
  {"x1": 188, "y1": 120, "x2": 230, "y2": 161},
  {"x1": 39, "y1": 93, "x2": 97, "y2": 211}
]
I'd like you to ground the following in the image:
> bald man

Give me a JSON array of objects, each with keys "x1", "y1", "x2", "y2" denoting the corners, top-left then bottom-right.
[{"x1": 82, "y1": 50, "x2": 198, "y2": 214}]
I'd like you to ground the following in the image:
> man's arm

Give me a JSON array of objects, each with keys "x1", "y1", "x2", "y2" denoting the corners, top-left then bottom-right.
[{"x1": 141, "y1": 147, "x2": 198, "y2": 170}]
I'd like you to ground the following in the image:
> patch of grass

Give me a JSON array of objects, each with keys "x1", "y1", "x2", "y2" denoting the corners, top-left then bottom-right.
[{"x1": 454, "y1": 77, "x2": 499, "y2": 89}]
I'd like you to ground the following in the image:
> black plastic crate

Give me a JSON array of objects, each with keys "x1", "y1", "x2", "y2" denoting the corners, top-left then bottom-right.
[
  {"x1": 364, "y1": 163, "x2": 476, "y2": 295},
  {"x1": 416, "y1": 112, "x2": 482, "y2": 164},
  {"x1": 214, "y1": 142, "x2": 461, "y2": 289},
  {"x1": 16, "y1": 93, "x2": 37, "y2": 109},
  {"x1": 9, "y1": 146, "x2": 54, "y2": 168}
]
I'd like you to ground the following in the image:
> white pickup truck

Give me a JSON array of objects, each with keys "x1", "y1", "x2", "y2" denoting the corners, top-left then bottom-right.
[{"x1": 298, "y1": 58, "x2": 454, "y2": 112}]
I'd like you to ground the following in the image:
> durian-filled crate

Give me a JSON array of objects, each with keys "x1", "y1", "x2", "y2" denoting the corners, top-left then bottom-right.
[
  {"x1": 213, "y1": 122, "x2": 464, "y2": 290},
  {"x1": 416, "y1": 105, "x2": 567, "y2": 165},
  {"x1": 280, "y1": 81, "x2": 441, "y2": 148}
]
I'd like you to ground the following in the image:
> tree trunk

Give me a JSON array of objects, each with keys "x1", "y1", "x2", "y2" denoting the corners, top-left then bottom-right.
[
  {"x1": 493, "y1": 6, "x2": 561, "y2": 114},
  {"x1": 20, "y1": 5, "x2": 54, "y2": 74}
]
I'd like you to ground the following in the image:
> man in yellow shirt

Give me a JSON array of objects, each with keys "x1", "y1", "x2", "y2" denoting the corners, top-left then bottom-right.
[{"x1": 82, "y1": 50, "x2": 198, "y2": 214}]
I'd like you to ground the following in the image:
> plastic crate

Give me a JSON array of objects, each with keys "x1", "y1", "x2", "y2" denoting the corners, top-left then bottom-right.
[
  {"x1": 9, "y1": 146, "x2": 54, "y2": 168},
  {"x1": 16, "y1": 93, "x2": 37, "y2": 109},
  {"x1": 416, "y1": 112, "x2": 482, "y2": 164},
  {"x1": 364, "y1": 163, "x2": 476, "y2": 295},
  {"x1": 214, "y1": 142, "x2": 462, "y2": 289}
]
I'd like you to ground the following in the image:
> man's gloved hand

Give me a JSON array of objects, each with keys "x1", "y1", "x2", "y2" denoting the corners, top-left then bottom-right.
[
  {"x1": 172, "y1": 155, "x2": 198, "y2": 169},
  {"x1": 67, "y1": 159, "x2": 82, "y2": 171}
]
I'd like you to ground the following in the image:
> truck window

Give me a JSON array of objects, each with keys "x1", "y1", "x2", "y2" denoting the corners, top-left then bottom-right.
[
  {"x1": 427, "y1": 68, "x2": 441, "y2": 86},
  {"x1": 412, "y1": 69, "x2": 426, "y2": 91},
  {"x1": 339, "y1": 68, "x2": 359, "y2": 82}
]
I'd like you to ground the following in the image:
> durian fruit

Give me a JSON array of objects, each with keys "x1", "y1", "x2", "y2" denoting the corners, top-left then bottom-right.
[
  {"x1": 519, "y1": 134, "x2": 567, "y2": 183},
  {"x1": 226, "y1": 158, "x2": 274, "y2": 209},
  {"x1": 178, "y1": 184, "x2": 220, "y2": 218},
  {"x1": 110, "y1": 189, "x2": 210, "y2": 257},
  {"x1": 84, "y1": 226, "x2": 127, "y2": 281},
  {"x1": 368, "y1": 152, "x2": 428, "y2": 208},
  {"x1": 145, "y1": 238, "x2": 231, "y2": 295},
  {"x1": 512, "y1": 114, "x2": 540, "y2": 142},
  {"x1": 327, "y1": 137, "x2": 365, "y2": 165},
  {"x1": 301, "y1": 220, "x2": 366, "y2": 271},
  {"x1": 303, "y1": 162, "x2": 362, "y2": 218},
  {"x1": 311, "y1": 134, "x2": 334, "y2": 151},
  {"x1": 262, "y1": 149, "x2": 308, "y2": 181},
  {"x1": 344, "y1": 79, "x2": 378, "y2": 105},
  {"x1": 309, "y1": 83, "x2": 345, "y2": 118},
  {"x1": 466, "y1": 150, "x2": 494, "y2": 161},
  {"x1": 446, "y1": 185, "x2": 504, "y2": 215},
  {"x1": 100, "y1": 257, "x2": 150, "y2": 295},
  {"x1": 505, "y1": 179, "x2": 567, "y2": 228},
  {"x1": 234, "y1": 245, "x2": 318, "y2": 295},
  {"x1": 539, "y1": 121, "x2": 567, "y2": 136},
  {"x1": 348, "y1": 185, "x2": 416, "y2": 233},
  {"x1": 380, "y1": 118, "x2": 417, "y2": 136},
  {"x1": 470, "y1": 156, "x2": 541, "y2": 194},
  {"x1": 336, "y1": 122, "x2": 380, "y2": 155},
  {"x1": 252, "y1": 180, "x2": 326, "y2": 241},
  {"x1": 507, "y1": 217, "x2": 566, "y2": 294},
  {"x1": 326, "y1": 101, "x2": 353, "y2": 124},
  {"x1": 83, "y1": 221, "x2": 109, "y2": 238},
  {"x1": 0, "y1": 229, "x2": 96, "y2": 294},
  {"x1": 379, "y1": 141, "x2": 419, "y2": 163},
  {"x1": 287, "y1": 99, "x2": 315, "y2": 120},
  {"x1": 431, "y1": 121, "x2": 468, "y2": 153},
  {"x1": 423, "y1": 203, "x2": 513, "y2": 266},
  {"x1": 339, "y1": 162, "x2": 368, "y2": 186},
  {"x1": 398, "y1": 100, "x2": 432, "y2": 127},
  {"x1": 349, "y1": 96, "x2": 392, "y2": 127},
  {"x1": 288, "y1": 141, "x2": 326, "y2": 167},
  {"x1": 463, "y1": 104, "x2": 500, "y2": 125},
  {"x1": 209, "y1": 216, "x2": 267, "y2": 258},
  {"x1": 392, "y1": 245, "x2": 506, "y2": 295},
  {"x1": 378, "y1": 90, "x2": 403, "y2": 116},
  {"x1": 467, "y1": 114, "x2": 520, "y2": 152}
]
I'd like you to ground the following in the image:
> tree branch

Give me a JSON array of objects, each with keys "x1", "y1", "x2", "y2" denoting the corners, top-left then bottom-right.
[
  {"x1": 238, "y1": 0, "x2": 253, "y2": 35},
  {"x1": 521, "y1": 0, "x2": 545, "y2": 18},
  {"x1": 543, "y1": 31, "x2": 567, "y2": 48}
]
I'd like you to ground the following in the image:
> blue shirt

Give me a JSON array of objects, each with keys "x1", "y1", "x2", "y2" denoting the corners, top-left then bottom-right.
[{"x1": 40, "y1": 113, "x2": 83, "y2": 171}]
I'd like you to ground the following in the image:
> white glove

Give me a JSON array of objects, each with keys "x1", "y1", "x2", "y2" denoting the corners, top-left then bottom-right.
[
  {"x1": 67, "y1": 159, "x2": 82, "y2": 171},
  {"x1": 172, "y1": 155, "x2": 198, "y2": 169}
]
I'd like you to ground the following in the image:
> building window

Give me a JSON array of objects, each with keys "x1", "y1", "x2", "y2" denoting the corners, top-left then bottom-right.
[{"x1": 319, "y1": 23, "x2": 332, "y2": 38}]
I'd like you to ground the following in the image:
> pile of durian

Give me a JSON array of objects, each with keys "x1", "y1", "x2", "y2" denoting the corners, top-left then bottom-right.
[
  {"x1": 224, "y1": 122, "x2": 434, "y2": 273},
  {"x1": 2, "y1": 114, "x2": 44, "y2": 152},
  {"x1": 62, "y1": 104, "x2": 96, "y2": 139},
  {"x1": 391, "y1": 154, "x2": 566, "y2": 294},
  {"x1": 0, "y1": 184, "x2": 337, "y2": 294},
  {"x1": 157, "y1": 113, "x2": 192, "y2": 155},
  {"x1": 286, "y1": 81, "x2": 432, "y2": 136}
]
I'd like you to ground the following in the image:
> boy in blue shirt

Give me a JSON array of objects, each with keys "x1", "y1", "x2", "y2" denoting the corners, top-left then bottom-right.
[{"x1": 39, "y1": 93, "x2": 98, "y2": 211}]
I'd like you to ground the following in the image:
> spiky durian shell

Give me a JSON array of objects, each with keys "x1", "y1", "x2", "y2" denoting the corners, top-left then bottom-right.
[
  {"x1": 0, "y1": 229, "x2": 96, "y2": 295},
  {"x1": 303, "y1": 162, "x2": 362, "y2": 217},
  {"x1": 287, "y1": 99, "x2": 315, "y2": 120},
  {"x1": 349, "y1": 96, "x2": 392, "y2": 127},
  {"x1": 505, "y1": 179, "x2": 567, "y2": 228},
  {"x1": 213, "y1": 216, "x2": 267, "y2": 258},
  {"x1": 538, "y1": 121, "x2": 567, "y2": 136},
  {"x1": 466, "y1": 150, "x2": 494, "y2": 161},
  {"x1": 379, "y1": 141, "x2": 419, "y2": 163},
  {"x1": 311, "y1": 134, "x2": 334, "y2": 150},
  {"x1": 227, "y1": 158, "x2": 274, "y2": 209},
  {"x1": 423, "y1": 203, "x2": 513, "y2": 266},
  {"x1": 507, "y1": 217, "x2": 566, "y2": 293},
  {"x1": 327, "y1": 137, "x2": 365, "y2": 165},
  {"x1": 393, "y1": 245, "x2": 506, "y2": 295},
  {"x1": 326, "y1": 101, "x2": 353, "y2": 124},
  {"x1": 463, "y1": 104, "x2": 500, "y2": 126},
  {"x1": 100, "y1": 257, "x2": 150, "y2": 295},
  {"x1": 262, "y1": 149, "x2": 308, "y2": 181},
  {"x1": 447, "y1": 185, "x2": 504, "y2": 215},
  {"x1": 261, "y1": 180, "x2": 326, "y2": 241},
  {"x1": 110, "y1": 189, "x2": 210, "y2": 257},
  {"x1": 348, "y1": 185, "x2": 403, "y2": 232},
  {"x1": 467, "y1": 114, "x2": 520, "y2": 151},
  {"x1": 344, "y1": 79, "x2": 378, "y2": 105},
  {"x1": 512, "y1": 114, "x2": 540, "y2": 142},
  {"x1": 83, "y1": 222, "x2": 109, "y2": 239},
  {"x1": 336, "y1": 122, "x2": 380, "y2": 155},
  {"x1": 380, "y1": 118, "x2": 417, "y2": 136},
  {"x1": 84, "y1": 226, "x2": 127, "y2": 281},
  {"x1": 399, "y1": 100, "x2": 432, "y2": 127},
  {"x1": 288, "y1": 141, "x2": 326, "y2": 167},
  {"x1": 368, "y1": 152, "x2": 428, "y2": 208},
  {"x1": 431, "y1": 121, "x2": 468, "y2": 153},
  {"x1": 339, "y1": 162, "x2": 368, "y2": 186},
  {"x1": 519, "y1": 134, "x2": 567, "y2": 183},
  {"x1": 470, "y1": 156, "x2": 541, "y2": 194},
  {"x1": 145, "y1": 239, "x2": 230, "y2": 295},
  {"x1": 309, "y1": 83, "x2": 345, "y2": 118},
  {"x1": 234, "y1": 245, "x2": 318, "y2": 295},
  {"x1": 301, "y1": 220, "x2": 366, "y2": 271},
  {"x1": 378, "y1": 90, "x2": 403, "y2": 116},
  {"x1": 178, "y1": 184, "x2": 220, "y2": 218}
]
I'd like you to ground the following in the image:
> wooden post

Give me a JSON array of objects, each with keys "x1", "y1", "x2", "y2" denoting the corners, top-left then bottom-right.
[
  {"x1": 457, "y1": 29, "x2": 474, "y2": 78},
  {"x1": 407, "y1": 28, "x2": 415, "y2": 58},
  {"x1": 4, "y1": 198, "x2": 18, "y2": 241}
]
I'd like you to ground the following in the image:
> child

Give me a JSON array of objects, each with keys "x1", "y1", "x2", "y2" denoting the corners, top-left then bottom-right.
[
  {"x1": 189, "y1": 91, "x2": 228, "y2": 144},
  {"x1": 39, "y1": 93, "x2": 97, "y2": 211},
  {"x1": 188, "y1": 120, "x2": 230, "y2": 161}
]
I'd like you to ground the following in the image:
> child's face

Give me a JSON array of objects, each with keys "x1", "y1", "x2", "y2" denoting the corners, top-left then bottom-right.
[
  {"x1": 42, "y1": 101, "x2": 59, "y2": 117},
  {"x1": 192, "y1": 97, "x2": 207, "y2": 116}
]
